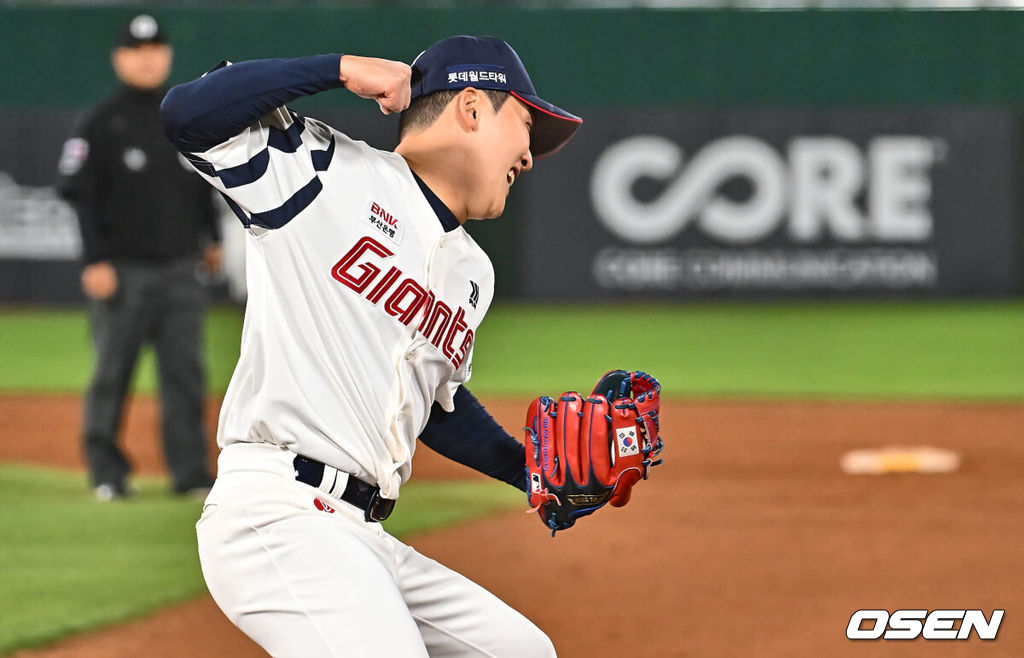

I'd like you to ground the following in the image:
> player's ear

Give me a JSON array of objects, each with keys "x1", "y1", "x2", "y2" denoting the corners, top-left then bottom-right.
[{"x1": 454, "y1": 88, "x2": 481, "y2": 132}]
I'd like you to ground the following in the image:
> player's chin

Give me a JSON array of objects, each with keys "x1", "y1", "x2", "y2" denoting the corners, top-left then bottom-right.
[
  {"x1": 478, "y1": 193, "x2": 508, "y2": 220},
  {"x1": 490, "y1": 197, "x2": 508, "y2": 218},
  {"x1": 467, "y1": 202, "x2": 503, "y2": 221}
]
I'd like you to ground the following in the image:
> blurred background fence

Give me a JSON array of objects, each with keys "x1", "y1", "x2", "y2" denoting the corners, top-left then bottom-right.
[{"x1": 1, "y1": 6, "x2": 1022, "y2": 302}]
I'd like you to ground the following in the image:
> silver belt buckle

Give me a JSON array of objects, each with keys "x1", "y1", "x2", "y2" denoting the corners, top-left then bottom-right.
[{"x1": 365, "y1": 489, "x2": 395, "y2": 522}]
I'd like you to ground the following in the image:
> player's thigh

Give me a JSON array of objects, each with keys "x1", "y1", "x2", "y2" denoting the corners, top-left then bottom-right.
[
  {"x1": 394, "y1": 539, "x2": 556, "y2": 658},
  {"x1": 197, "y1": 478, "x2": 428, "y2": 658}
]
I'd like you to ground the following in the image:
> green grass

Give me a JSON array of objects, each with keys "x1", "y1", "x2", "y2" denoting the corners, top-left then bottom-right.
[
  {"x1": 0, "y1": 464, "x2": 522, "y2": 655},
  {"x1": 468, "y1": 300, "x2": 1024, "y2": 400},
  {"x1": 1, "y1": 300, "x2": 1022, "y2": 399},
  {"x1": 0, "y1": 307, "x2": 243, "y2": 394},
  {"x1": 1, "y1": 300, "x2": 1021, "y2": 651}
]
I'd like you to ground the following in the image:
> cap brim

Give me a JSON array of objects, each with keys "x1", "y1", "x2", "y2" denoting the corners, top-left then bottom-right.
[{"x1": 510, "y1": 91, "x2": 582, "y2": 159}]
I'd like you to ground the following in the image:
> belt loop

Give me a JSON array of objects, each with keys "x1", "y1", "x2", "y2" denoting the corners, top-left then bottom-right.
[
  {"x1": 325, "y1": 466, "x2": 349, "y2": 500},
  {"x1": 294, "y1": 454, "x2": 346, "y2": 499}
]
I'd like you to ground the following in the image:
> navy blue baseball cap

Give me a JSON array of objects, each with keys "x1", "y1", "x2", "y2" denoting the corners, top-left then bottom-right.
[{"x1": 410, "y1": 36, "x2": 582, "y2": 159}]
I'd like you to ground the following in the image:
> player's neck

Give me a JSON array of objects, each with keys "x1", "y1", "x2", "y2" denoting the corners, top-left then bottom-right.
[{"x1": 396, "y1": 146, "x2": 469, "y2": 224}]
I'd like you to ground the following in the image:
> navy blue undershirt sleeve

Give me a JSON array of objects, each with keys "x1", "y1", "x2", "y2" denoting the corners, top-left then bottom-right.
[
  {"x1": 420, "y1": 386, "x2": 527, "y2": 492},
  {"x1": 160, "y1": 54, "x2": 344, "y2": 152}
]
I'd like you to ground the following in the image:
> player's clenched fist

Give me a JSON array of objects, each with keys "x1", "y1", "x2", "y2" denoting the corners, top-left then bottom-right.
[{"x1": 338, "y1": 55, "x2": 411, "y2": 115}]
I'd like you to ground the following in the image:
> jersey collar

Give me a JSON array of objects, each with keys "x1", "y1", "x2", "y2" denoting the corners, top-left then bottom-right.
[{"x1": 411, "y1": 172, "x2": 460, "y2": 233}]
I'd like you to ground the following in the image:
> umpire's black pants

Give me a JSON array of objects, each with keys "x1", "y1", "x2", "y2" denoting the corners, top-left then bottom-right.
[{"x1": 83, "y1": 258, "x2": 212, "y2": 493}]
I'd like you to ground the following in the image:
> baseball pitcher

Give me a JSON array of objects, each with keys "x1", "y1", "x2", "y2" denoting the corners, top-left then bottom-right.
[{"x1": 161, "y1": 35, "x2": 661, "y2": 656}]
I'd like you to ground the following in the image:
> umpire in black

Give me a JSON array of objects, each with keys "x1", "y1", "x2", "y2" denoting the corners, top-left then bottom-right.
[{"x1": 58, "y1": 15, "x2": 220, "y2": 500}]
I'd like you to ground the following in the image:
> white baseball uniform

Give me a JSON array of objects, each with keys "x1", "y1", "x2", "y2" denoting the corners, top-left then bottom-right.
[{"x1": 162, "y1": 55, "x2": 555, "y2": 657}]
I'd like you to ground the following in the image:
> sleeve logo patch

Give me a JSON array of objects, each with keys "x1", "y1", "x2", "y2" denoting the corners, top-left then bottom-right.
[
  {"x1": 616, "y1": 427, "x2": 640, "y2": 458},
  {"x1": 58, "y1": 138, "x2": 89, "y2": 176},
  {"x1": 362, "y1": 198, "x2": 404, "y2": 245}
]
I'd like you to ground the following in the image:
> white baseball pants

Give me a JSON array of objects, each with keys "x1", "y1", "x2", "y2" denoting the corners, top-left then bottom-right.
[{"x1": 197, "y1": 442, "x2": 555, "y2": 657}]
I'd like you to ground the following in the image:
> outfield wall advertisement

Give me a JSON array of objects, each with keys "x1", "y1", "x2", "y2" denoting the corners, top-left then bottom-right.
[
  {"x1": 3, "y1": 9, "x2": 1024, "y2": 303},
  {"x1": 0, "y1": 108, "x2": 1020, "y2": 302},
  {"x1": 524, "y1": 108, "x2": 1019, "y2": 299}
]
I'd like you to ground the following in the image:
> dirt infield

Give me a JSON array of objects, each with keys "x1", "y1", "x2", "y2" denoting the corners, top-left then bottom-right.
[{"x1": 4, "y1": 395, "x2": 1023, "y2": 657}]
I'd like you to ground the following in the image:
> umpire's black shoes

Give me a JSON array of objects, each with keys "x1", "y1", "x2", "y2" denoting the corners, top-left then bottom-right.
[{"x1": 94, "y1": 481, "x2": 132, "y2": 502}]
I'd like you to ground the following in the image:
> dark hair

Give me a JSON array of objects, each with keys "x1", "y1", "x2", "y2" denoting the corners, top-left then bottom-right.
[{"x1": 399, "y1": 88, "x2": 510, "y2": 140}]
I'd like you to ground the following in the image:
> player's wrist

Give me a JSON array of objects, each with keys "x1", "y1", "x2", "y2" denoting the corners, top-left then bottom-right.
[{"x1": 337, "y1": 53, "x2": 347, "y2": 85}]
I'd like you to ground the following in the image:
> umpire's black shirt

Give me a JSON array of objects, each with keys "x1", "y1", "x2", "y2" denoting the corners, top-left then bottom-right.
[{"x1": 58, "y1": 85, "x2": 219, "y2": 264}]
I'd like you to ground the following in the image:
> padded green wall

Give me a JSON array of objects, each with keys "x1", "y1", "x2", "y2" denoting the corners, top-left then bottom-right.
[{"x1": 4, "y1": 8, "x2": 1024, "y2": 110}]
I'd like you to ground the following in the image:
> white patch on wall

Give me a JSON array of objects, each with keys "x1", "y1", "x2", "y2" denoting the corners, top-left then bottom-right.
[{"x1": 0, "y1": 171, "x2": 82, "y2": 260}]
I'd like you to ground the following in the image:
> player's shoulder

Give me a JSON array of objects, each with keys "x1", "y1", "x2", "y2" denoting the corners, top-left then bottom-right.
[{"x1": 309, "y1": 119, "x2": 410, "y2": 176}]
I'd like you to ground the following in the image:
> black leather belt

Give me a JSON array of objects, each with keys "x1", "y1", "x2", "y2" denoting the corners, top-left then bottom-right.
[{"x1": 293, "y1": 454, "x2": 396, "y2": 522}]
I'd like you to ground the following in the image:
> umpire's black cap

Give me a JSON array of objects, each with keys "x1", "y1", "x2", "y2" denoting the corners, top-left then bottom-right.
[
  {"x1": 410, "y1": 36, "x2": 582, "y2": 159},
  {"x1": 118, "y1": 14, "x2": 167, "y2": 48}
]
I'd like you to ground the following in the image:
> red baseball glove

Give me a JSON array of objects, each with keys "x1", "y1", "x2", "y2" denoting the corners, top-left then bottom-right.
[{"x1": 524, "y1": 370, "x2": 663, "y2": 534}]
